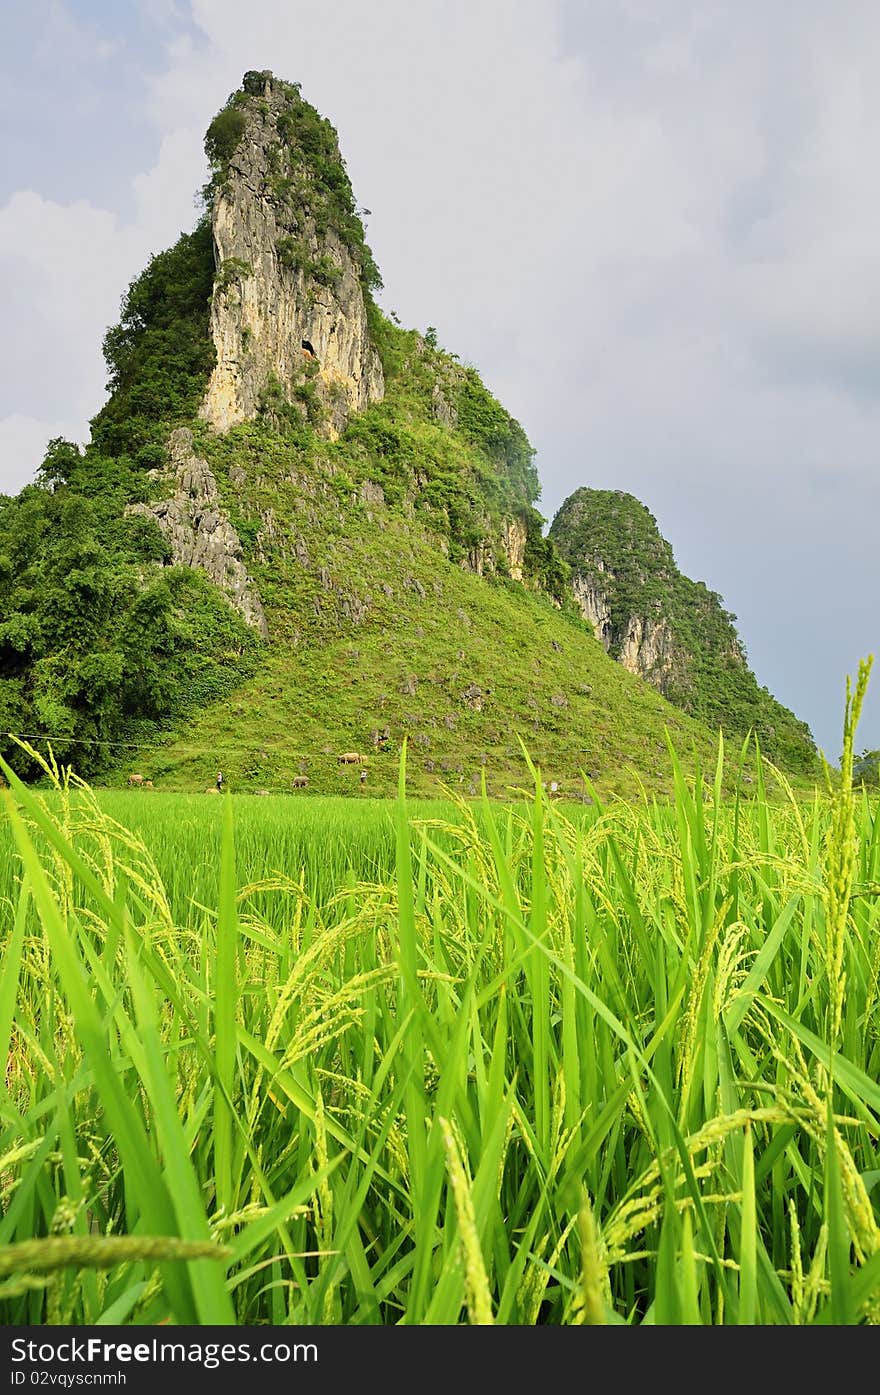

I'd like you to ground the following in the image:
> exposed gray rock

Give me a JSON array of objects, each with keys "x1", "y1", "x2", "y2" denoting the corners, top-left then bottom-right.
[
  {"x1": 359, "y1": 480, "x2": 385, "y2": 505},
  {"x1": 617, "y1": 613, "x2": 679, "y2": 687},
  {"x1": 572, "y1": 566, "x2": 613, "y2": 648},
  {"x1": 199, "y1": 77, "x2": 384, "y2": 438},
  {"x1": 126, "y1": 428, "x2": 268, "y2": 637},
  {"x1": 462, "y1": 683, "x2": 484, "y2": 712},
  {"x1": 431, "y1": 383, "x2": 458, "y2": 428},
  {"x1": 500, "y1": 517, "x2": 527, "y2": 581},
  {"x1": 340, "y1": 592, "x2": 369, "y2": 624},
  {"x1": 571, "y1": 563, "x2": 679, "y2": 691}
]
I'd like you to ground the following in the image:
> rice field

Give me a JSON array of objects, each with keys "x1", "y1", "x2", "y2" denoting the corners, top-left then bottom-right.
[{"x1": 1, "y1": 665, "x2": 879, "y2": 1325}]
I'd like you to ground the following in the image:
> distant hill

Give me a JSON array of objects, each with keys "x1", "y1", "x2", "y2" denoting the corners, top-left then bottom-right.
[
  {"x1": 549, "y1": 488, "x2": 817, "y2": 774},
  {"x1": 0, "y1": 71, "x2": 817, "y2": 795},
  {"x1": 854, "y1": 750, "x2": 880, "y2": 786}
]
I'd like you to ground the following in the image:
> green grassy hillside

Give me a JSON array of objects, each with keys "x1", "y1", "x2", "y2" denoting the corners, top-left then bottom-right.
[{"x1": 114, "y1": 422, "x2": 764, "y2": 800}]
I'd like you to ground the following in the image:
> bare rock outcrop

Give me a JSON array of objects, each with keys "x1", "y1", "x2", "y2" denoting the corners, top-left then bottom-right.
[
  {"x1": 570, "y1": 558, "x2": 679, "y2": 693},
  {"x1": 127, "y1": 428, "x2": 268, "y2": 637},
  {"x1": 617, "y1": 613, "x2": 678, "y2": 688},
  {"x1": 501, "y1": 517, "x2": 527, "y2": 582},
  {"x1": 457, "y1": 516, "x2": 528, "y2": 582},
  {"x1": 572, "y1": 565, "x2": 613, "y2": 646},
  {"x1": 199, "y1": 75, "x2": 384, "y2": 439}
]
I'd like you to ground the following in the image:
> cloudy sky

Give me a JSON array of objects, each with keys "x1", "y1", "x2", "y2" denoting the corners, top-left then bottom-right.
[{"x1": 2, "y1": 0, "x2": 878, "y2": 760}]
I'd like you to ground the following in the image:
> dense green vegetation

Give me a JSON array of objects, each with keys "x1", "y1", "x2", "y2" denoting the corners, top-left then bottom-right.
[
  {"x1": 0, "y1": 438, "x2": 258, "y2": 781},
  {"x1": 91, "y1": 219, "x2": 216, "y2": 459},
  {"x1": 0, "y1": 197, "x2": 263, "y2": 782},
  {"x1": 0, "y1": 669, "x2": 877, "y2": 1324},
  {"x1": 203, "y1": 105, "x2": 247, "y2": 171},
  {"x1": 855, "y1": 750, "x2": 880, "y2": 786},
  {"x1": 550, "y1": 489, "x2": 818, "y2": 775}
]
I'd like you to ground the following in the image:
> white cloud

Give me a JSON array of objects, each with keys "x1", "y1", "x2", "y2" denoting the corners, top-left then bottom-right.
[
  {"x1": 131, "y1": 126, "x2": 207, "y2": 248},
  {"x1": 0, "y1": 138, "x2": 208, "y2": 486},
  {"x1": 0, "y1": 192, "x2": 148, "y2": 469}
]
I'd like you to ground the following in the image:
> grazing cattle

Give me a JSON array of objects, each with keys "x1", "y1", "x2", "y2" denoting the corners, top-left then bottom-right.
[
  {"x1": 292, "y1": 775, "x2": 309, "y2": 788},
  {"x1": 144, "y1": 780, "x2": 153, "y2": 789},
  {"x1": 338, "y1": 752, "x2": 361, "y2": 765},
  {"x1": 206, "y1": 787, "x2": 220, "y2": 795},
  {"x1": 128, "y1": 774, "x2": 144, "y2": 787}
]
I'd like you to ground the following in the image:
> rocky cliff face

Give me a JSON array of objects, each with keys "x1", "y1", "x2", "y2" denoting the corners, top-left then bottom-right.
[
  {"x1": 127, "y1": 428, "x2": 269, "y2": 637},
  {"x1": 559, "y1": 499, "x2": 688, "y2": 695},
  {"x1": 501, "y1": 517, "x2": 527, "y2": 582},
  {"x1": 571, "y1": 558, "x2": 680, "y2": 692},
  {"x1": 616, "y1": 612, "x2": 679, "y2": 688},
  {"x1": 199, "y1": 73, "x2": 384, "y2": 439},
  {"x1": 460, "y1": 517, "x2": 528, "y2": 581},
  {"x1": 571, "y1": 565, "x2": 612, "y2": 647}
]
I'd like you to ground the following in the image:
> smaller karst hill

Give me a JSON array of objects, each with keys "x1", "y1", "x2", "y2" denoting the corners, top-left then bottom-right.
[{"x1": 549, "y1": 488, "x2": 817, "y2": 776}]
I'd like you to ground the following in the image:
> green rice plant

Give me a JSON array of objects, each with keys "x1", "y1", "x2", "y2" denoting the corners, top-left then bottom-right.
[
  {"x1": 823, "y1": 657, "x2": 873, "y2": 1050},
  {"x1": 0, "y1": 666, "x2": 878, "y2": 1324}
]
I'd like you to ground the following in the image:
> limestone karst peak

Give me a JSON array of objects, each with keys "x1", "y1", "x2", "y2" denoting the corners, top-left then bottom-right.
[{"x1": 199, "y1": 72, "x2": 384, "y2": 438}]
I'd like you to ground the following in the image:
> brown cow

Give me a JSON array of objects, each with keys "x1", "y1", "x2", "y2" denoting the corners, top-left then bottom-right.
[
  {"x1": 292, "y1": 775, "x2": 309, "y2": 788},
  {"x1": 338, "y1": 752, "x2": 362, "y2": 765},
  {"x1": 128, "y1": 774, "x2": 144, "y2": 787},
  {"x1": 144, "y1": 780, "x2": 153, "y2": 789}
]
